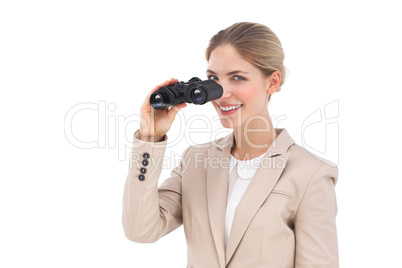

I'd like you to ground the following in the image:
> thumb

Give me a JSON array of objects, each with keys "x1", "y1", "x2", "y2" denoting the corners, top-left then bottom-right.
[{"x1": 167, "y1": 103, "x2": 187, "y2": 123}]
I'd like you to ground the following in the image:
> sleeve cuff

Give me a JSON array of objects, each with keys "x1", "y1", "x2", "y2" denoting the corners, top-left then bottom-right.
[{"x1": 131, "y1": 129, "x2": 168, "y2": 150}]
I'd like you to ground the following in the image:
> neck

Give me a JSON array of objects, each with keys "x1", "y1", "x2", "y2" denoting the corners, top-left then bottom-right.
[{"x1": 231, "y1": 113, "x2": 278, "y2": 161}]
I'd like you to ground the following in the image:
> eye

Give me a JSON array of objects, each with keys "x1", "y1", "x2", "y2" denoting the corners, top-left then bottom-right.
[
  {"x1": 208, "y1": 75, "x2": 218, "y2": 81},
  {"x1": 233, "y1": 75, "x2": 245, "y2": 81}
]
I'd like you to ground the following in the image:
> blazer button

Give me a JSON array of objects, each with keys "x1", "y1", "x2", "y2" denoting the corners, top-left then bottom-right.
[
  {"x1": 138, "y1": 174, "x2": 145, "y2": 181},
  {"x1": 143, "y1": 153, "x2": 150, "y2": 159},
  {"x1": 142, "y1": 159, "x2": 149, "y2": 166},
  {"x1": 140, "y1": 167, "x2": 147, "y2": 174}
]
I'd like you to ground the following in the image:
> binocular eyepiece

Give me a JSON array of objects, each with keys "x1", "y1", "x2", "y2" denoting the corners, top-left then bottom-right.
[{"x1": 149, "y1": 77, "x2": 223, "y2": 110}]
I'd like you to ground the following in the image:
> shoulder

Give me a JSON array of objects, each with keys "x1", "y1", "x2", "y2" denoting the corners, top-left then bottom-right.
[
  {"x1": 285, "y1": 143, "x2": 338, "y2": 185},
  {"x1": 288, "y1": 143, "x2": 337, "y2": 168}
]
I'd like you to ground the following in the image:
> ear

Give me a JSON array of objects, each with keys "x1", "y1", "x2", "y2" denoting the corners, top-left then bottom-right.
[{"x1": 266, "y1": 71, "x2": 281, "y2": 95}]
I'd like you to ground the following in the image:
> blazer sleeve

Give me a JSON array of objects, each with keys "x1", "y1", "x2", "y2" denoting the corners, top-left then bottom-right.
[
  {"x1": 122, "y1": 129, "x2": 190, "y2": 243},
  {"x1": 294, "y1": 162, "x2": 339, "y2": 268}
]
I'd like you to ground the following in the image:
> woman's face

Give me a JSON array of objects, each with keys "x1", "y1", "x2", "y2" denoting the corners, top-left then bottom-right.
[{"x1": 207, "y1": 45, "x2": 272, "y2": 129}]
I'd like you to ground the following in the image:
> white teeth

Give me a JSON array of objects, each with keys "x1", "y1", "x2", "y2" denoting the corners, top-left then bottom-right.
[{"x1": 219, "y1": 104, "x2": 242, "y2": 112}]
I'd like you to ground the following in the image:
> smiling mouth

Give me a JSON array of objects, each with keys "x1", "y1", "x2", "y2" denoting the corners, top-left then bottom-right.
[{"x1": 218, "y1": 104, "x2": 243, "y2": 112}]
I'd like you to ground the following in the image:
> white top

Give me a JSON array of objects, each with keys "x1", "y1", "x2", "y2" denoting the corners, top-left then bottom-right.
[{"x1": 225, "y1": 152, "x2": 266, "y2": 248}]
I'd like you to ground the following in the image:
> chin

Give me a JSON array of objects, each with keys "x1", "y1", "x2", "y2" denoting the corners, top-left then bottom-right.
[
  {"x1": 213, "y1": 105, "x2": 242, "y2": 129},
  {"x1": 220, "y1": 123, "x2": 233, "y2": 129},
  {"x1": 218, "y1": 118, "x2": 237, "y2": 129}
]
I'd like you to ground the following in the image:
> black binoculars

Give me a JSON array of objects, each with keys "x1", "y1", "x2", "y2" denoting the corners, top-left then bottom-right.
[{"x1": 149, "y1": 77, "x2": 223, "y2": 110}]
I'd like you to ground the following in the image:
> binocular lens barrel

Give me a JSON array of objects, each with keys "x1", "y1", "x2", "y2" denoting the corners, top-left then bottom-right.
[
  {"x1": 151, "y1": 93, "x2": 169, "y2": 110},
  {"x1": 191, "y1": 88, "x2": 206, "y2": 104}
]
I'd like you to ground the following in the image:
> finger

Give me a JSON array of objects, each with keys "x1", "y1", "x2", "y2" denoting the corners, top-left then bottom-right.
[
  {"x1": 164, "y1": 78, "x2": 178, "y2": 87},
  {"x1": 160, "y1": 78, "x2": 177, "y2": 87},
  {"x1": 170, "y1": 77, "x2": 177, "y2": 84},
  {"x1": 149, "y1": 79, "x2": 177, "y2": 99},
  {"x1": 175, "y1": 102, "x2": 187, "y2": 109}
]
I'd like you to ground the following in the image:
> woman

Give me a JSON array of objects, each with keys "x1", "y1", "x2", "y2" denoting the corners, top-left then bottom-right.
[{"x1": 123, "y1": 22, "x2": 339, "y2": 268}]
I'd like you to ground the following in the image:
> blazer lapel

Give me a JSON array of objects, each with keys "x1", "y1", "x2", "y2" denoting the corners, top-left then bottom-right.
[
  {"x1": 223, "y1": 129, "x2": 295, "y2": 265},
  {"x1": 206, "y1": 131, "x2": 234, "y2": 268}
]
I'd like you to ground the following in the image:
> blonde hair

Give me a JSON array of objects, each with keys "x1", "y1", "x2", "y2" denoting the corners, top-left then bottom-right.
[{"x1": 206, "y1": 22, "x2": 286, "y2": 101}]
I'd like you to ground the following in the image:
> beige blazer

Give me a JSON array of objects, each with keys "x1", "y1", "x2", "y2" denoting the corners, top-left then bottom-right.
[{"x1": 122, "y1": 128, "x2": 339, "y2": 268}]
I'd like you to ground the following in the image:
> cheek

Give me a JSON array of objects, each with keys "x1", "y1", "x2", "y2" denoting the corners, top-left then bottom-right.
[{"x1": 238, "y1": 86, "x2": 259, "y2": 104}]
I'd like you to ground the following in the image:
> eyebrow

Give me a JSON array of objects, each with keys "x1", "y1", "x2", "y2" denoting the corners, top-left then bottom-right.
[{"x1": 206, "y1": 69, "x2": 249, "y2": 76}]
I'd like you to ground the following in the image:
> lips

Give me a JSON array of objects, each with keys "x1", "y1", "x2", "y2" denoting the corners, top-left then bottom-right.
[{"x1": 218, "y1": 104, "x2": 243, "y2": 114}]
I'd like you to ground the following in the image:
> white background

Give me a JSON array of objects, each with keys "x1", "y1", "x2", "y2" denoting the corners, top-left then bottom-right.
[{"x1": 1, "y1": 0, "x2": 401, "y2": 267}]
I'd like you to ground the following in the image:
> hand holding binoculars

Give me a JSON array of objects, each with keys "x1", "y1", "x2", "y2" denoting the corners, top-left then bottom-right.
[{"x1": 149, "y1": 77, "x2": 223, "y2": 110}]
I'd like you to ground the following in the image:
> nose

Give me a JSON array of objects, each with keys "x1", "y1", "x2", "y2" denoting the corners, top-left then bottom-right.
[{"x1": 217, "y1": 81, "x2": 232, "y2": 99}]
